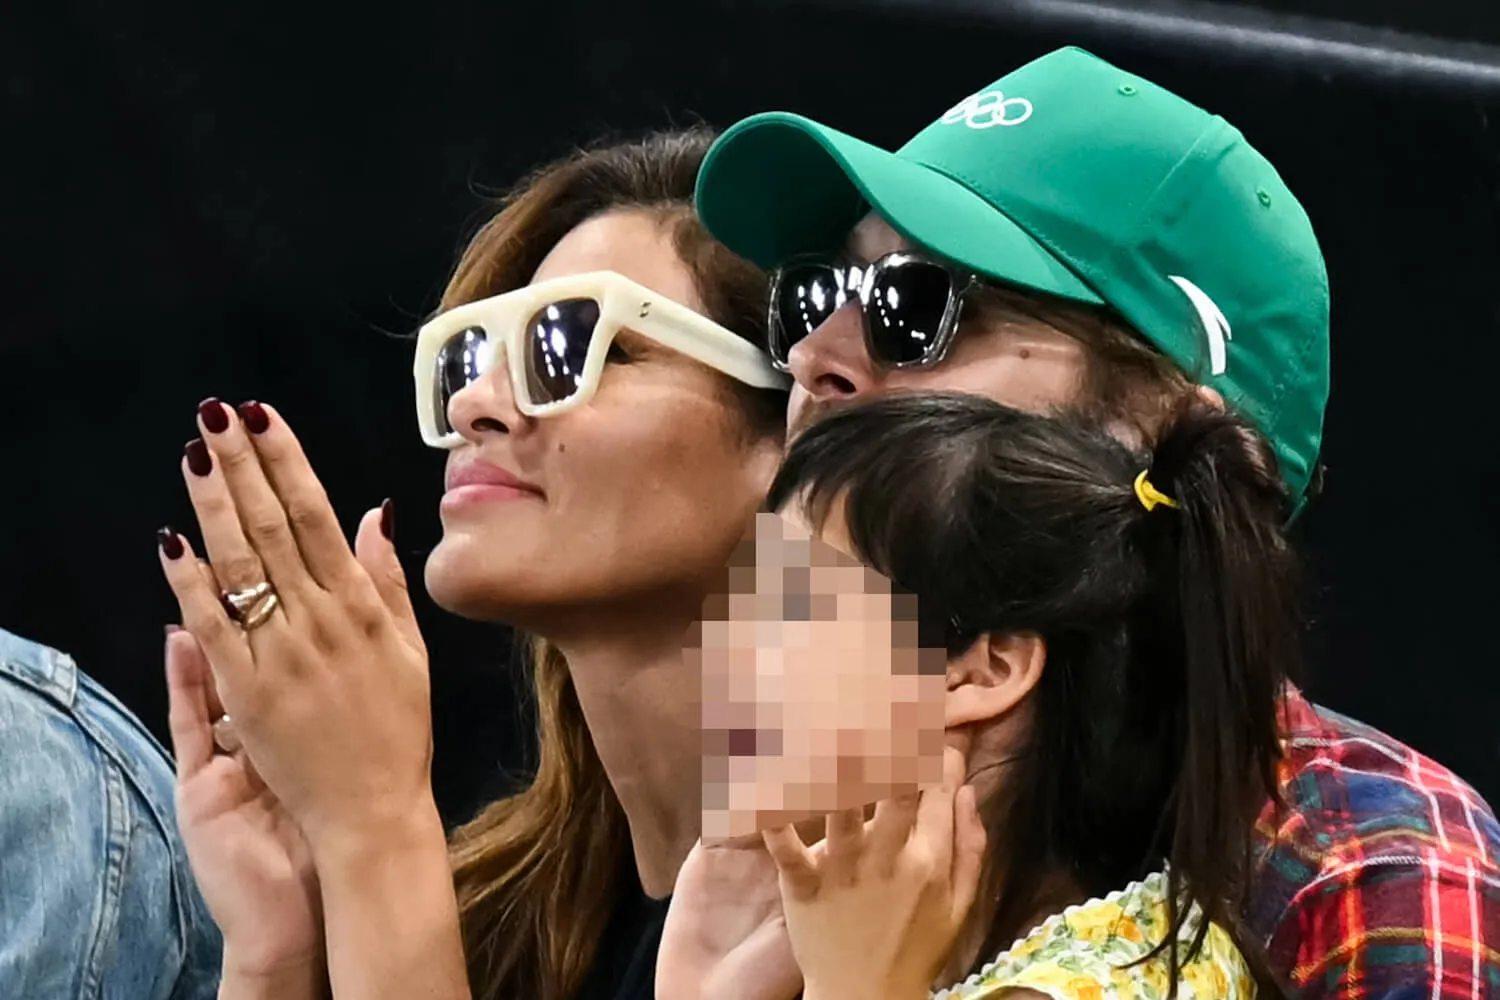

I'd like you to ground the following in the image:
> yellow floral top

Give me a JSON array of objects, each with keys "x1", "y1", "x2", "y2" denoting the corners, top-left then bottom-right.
[{"x1": 930, "y1": 872, "x2": 1255, "y2": 1000}]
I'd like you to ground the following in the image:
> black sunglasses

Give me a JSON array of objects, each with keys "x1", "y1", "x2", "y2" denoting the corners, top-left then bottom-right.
[{"x1": 767, "y1": 251, "x2": 979, "y2": 371}]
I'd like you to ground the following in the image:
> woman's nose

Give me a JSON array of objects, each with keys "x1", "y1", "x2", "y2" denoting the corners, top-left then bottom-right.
[{"x1": 446, "y1": 352, "x2": 524, "y2": 443}]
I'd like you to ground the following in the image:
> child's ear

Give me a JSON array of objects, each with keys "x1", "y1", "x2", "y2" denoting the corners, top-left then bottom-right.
[{"x1": 946, "y1": 631, "x2": 1046, "y2": 728}]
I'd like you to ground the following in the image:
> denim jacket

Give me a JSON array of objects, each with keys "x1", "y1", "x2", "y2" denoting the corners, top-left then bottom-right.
[{"x1": 0, "y1": 627, "x2": 222, "y2": 999}]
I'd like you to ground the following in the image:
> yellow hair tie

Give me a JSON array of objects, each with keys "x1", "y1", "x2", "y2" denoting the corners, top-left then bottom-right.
[{"x1": 1134, "y1": 469, "x2": 1179, "y2": 512}]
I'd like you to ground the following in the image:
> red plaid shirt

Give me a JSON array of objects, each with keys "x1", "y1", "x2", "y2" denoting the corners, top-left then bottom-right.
[{"x1": 1248, "y1": 688, "x2": 1500, "y2": 999}]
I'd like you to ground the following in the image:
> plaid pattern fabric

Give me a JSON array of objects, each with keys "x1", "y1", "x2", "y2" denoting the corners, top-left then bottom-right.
[{"x1": 1248, "y1": 688, "x2": 1500, "y2": 1000}]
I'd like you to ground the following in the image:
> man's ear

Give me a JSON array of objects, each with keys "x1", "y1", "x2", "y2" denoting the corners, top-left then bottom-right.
[
  {"x1": 945, "y1": 631, "x2": 1046, "y2": 728},
  {"x1": 1194, "y1": 384, "x2": 1226, "y2": 411}
]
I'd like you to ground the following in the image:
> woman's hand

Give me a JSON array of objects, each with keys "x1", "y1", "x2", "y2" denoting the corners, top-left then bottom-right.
[
  {"x1": 657, "y1": 837, "x2": 802, "y2": 1000},
  {"x1": 157, "y1": 399, "x2": 432, "y2": 853},
  {"x1": 165, "y1": 627, "x2": 326, "y2": 997},
  {"x1": 158, "y1": 399, "x2": 470, "y2": 999},
  {"x1": 762, "y1": 746, "x2": 987, "y2": 1000}
]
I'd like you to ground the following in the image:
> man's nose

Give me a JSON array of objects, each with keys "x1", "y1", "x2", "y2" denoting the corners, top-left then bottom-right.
[{"x1": 786, "y1": 301, "x2": 880, "y2": 403}]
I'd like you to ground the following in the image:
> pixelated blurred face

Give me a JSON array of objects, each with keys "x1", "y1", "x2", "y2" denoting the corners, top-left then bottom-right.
[{"x1": 695, "y1": 510, "x2": 946, "y2": 841}]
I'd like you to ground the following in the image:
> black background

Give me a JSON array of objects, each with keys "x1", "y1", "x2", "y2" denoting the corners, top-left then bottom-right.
[{"x1": 2, "y1": 0, "x2": 1497, "y2": 825}]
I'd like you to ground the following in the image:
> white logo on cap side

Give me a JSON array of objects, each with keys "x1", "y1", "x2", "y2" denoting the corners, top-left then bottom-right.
[
  {"x1": 1169, "y1": 276, "x2": 1233, "y2": 376},
  {"x1": 940, "y1": 90, "x2": 1033, "y2": 129}
]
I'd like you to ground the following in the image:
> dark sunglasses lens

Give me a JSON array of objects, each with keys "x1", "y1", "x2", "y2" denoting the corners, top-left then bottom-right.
[
  {"x1": 772, "y1": 264, "x2": 845, "y2": 360},
  {"x1": 867, "y1": 262, "x2": 955, "y2": 365},
  {"x1": 433, "y1": 325, "x2": 488, "y2": 436},
  {"x1": 523, "y1": 297, "x2": 602, "y2": 406}
]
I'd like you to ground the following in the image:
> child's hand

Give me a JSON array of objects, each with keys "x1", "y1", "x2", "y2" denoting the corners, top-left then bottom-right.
[{"x1": 763, "y1": 746, "x2": 986, "y2": 1000}]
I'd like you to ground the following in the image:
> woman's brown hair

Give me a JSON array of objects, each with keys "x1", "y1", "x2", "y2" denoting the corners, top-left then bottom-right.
[{"x1": 441, "y1": 127, "x2": 786, "y2": 1000}]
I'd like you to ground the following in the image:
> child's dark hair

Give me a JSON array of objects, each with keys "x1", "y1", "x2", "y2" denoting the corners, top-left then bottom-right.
[{"x1": 765, "y1": 392, "x2": 1303, "y2": 996}]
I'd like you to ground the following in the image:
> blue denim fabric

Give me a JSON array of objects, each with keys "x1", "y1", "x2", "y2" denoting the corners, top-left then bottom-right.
[{"x1": 0, "y1": 628, "x2": 222, "y2": 999}]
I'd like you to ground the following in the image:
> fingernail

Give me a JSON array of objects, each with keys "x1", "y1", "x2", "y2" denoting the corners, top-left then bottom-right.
[
  {"x1": 238, "y1": 401, "x2": 270, "y2": 435},
  {"x1": 185, "y1": 438, "x2": 212, "y2": 477},
  {"x1": 164, "y1": 624, "x2": 183, "y2": 637},
  {"x1": 380, "y1": 498, "x2": 395, "y2": 542},
  {"x1": 158, "y1": 528, "x2": 185, "y2": 560},
  {"x1": 198, "y1": 398, "x2": 230, "y2": 434}
]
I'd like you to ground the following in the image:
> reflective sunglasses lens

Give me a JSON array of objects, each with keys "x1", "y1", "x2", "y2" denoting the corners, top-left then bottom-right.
[
  {"x1": 523, "y1": 297, "x2": 602, "y2": 407},
  {"x1": 432, "y1": 325, "x2": 488, "y2": 436},
  {"x1": 867, "y1": 261, "x2": 955, "y2": 366},
  {"x1": 772, "y1": 264, "x2": 846, "y2": 361}
]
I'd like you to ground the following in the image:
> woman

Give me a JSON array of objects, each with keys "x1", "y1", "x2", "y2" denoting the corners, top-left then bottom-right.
[
  {"x1": 731, "y1": 392, "x2": 1301, "y2": 1000},
  {"x1": 156, "y1": 127, "x2": 791, "y2": 1000}
]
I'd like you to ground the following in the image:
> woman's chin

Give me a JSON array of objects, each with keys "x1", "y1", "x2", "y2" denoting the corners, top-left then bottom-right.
[{"x1": 423, "y1": 545, "x2": 541, "y2": 624}]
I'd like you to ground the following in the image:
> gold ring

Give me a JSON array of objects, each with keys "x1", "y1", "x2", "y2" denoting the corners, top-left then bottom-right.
[
  {"x1": 240, "y1": 591, "x2": 280, "y2": 631},
  {"x1": 222, "y1": 581, "x2": 279, "y2": 631},
  {"x1": 225, "y1": 581, "x2": 274, "y2": 616}
]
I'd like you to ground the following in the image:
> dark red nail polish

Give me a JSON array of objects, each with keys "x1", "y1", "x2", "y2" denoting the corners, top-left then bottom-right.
[
  {"x1": 158, "y1": 527, "x2": 185, "y2": 560},
  {"x1": 238, "y1": 401, "x2": 270, "y2": 434},
  {"x1": 198, "y1": 398, "x2": 230, "y2": 434},
  {"x1": 185, "y1": 439, "x2": 212, "y2": 476},
  {"x1": 380, "y1": 498, "x2": 395, "y2": 542}
]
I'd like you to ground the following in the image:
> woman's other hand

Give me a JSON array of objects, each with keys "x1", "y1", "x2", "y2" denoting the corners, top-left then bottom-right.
[{"x1": 165, "y1": 627, "x2": 326, "y2": 997}]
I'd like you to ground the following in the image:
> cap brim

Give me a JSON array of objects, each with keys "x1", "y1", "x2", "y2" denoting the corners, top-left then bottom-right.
[{"x1": 696, "y1": 112, "x2": 1103, "y2": 306}]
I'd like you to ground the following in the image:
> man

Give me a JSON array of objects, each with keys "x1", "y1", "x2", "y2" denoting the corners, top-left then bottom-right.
[
  {"x1": 0, "y1": 626, "x2": 222, "y2": 998},
  {"x1": 691, "y1": 45, "x2": 1500, "y2": 999}
]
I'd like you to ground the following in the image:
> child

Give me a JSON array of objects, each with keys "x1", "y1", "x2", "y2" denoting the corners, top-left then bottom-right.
[{"x1": 754, "y1": 391, "x2": 1297, "y2": 1000}]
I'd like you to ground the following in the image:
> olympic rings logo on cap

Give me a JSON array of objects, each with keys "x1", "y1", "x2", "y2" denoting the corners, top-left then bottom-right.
[{"x1": 940, "y1": 90, "x2": 1033, "y2": 129}]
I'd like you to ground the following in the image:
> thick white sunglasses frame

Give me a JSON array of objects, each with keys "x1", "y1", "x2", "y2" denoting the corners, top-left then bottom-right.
[{"x1": 413, "y1": 270, "x2": 789, "y2": 449}]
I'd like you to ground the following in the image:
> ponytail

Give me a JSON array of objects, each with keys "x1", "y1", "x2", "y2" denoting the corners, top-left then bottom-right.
[{"x1": 1134, "y1": 406, "x2": 1303, "y2": 994}]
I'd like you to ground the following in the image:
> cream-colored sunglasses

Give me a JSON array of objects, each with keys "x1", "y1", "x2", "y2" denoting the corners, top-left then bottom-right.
[{"x1": 413, "y1": 271, "x2": 789, "y2": 449}]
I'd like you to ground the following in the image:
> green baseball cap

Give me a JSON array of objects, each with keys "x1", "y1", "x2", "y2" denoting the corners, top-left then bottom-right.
[{"x1": 696, "y1": 46, "x2": 1330, "y2": 506}]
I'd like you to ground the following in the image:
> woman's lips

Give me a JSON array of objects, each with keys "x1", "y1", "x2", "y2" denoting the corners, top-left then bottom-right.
[
  {"x1": 441, "y1": 483, "x2": 542, "y2": 508},
  {"x1": 441, "y1": 460, "x2": 544, "y2": 509}
]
